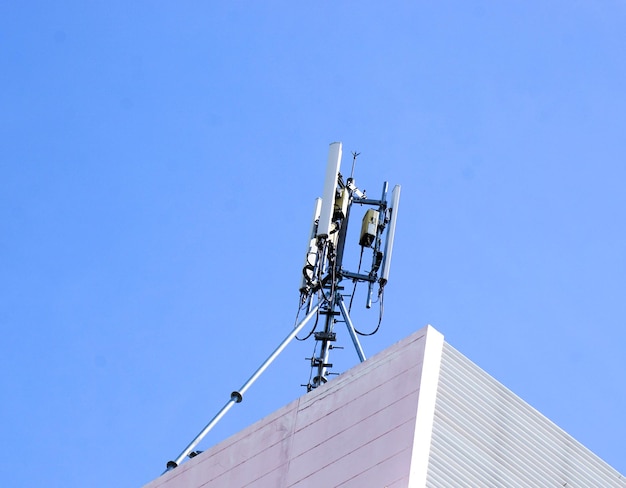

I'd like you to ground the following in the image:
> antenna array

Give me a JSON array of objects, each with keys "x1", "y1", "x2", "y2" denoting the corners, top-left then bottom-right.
[
  {"x1": 297, "y1": 142, "x2": 401, "y2": 390},
  {"x1": 162, "y1": 141, "x2": 401, "y2": 473}
]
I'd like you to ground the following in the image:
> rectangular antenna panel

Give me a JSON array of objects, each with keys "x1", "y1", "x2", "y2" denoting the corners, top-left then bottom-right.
[
  {"x1": 316, "y1": 142, "x2": 342, "y2": 238},
  {"x1": 381, "y1": 185, "x2": 401, "y2": 283}
]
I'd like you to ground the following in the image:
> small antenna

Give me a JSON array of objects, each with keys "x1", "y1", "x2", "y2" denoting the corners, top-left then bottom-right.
[{"x1": 350, "y1": 151, "x2": 360, "y2": 179}]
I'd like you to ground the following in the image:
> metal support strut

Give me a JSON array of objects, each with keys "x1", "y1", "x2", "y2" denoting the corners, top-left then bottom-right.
[
  {"x1": 164, "y1": 302, "x2": 321, "y2": 473},
  {"x1": 338, "y1": 295, "x2": 366, "y2": 362},
  {"x1": 307, "y1": 291, "x2": 366, "y2": 391}
]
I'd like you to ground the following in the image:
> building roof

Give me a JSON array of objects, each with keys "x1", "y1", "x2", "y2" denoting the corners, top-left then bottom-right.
[{"x1": 144, "y1": 325, "x2": 625, "y2": 488}]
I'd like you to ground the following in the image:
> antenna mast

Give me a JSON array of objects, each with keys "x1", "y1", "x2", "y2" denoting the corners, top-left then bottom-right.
[
  {"x1": 162, "y1": 141, "x2": 401, "y2": 473},
  {"x1": 298, "y1": 142, "x2": 401, "y2": 390}
]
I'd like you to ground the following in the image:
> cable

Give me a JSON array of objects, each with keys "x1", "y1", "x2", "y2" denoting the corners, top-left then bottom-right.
[
  {"x1": 316, "y1": 240, "x2": 332, "y2": 303},
  {"x1": 348, "y1": 246, "x2": 365, "y2": 313},
  {"x1": 304, "y1": 340, "x2": 319, "y2": 390},
  {"x1": 329, "y1": 243, "x2": 337, "y2": 301},
  {"x1": 355, "y1": 287, "x2": 384, "y2": 337},
  {"x1": 295, "y1": 302, "x2": 320, "y2": 341}
]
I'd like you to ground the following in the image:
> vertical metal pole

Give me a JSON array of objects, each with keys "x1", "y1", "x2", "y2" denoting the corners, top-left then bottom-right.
[
  {"x1": 312, "y1": 163, "x2": 353, "y2": 388},
  {"x1": 164, "y1": 302, "x2": 320, "y2": 473},
  {"x1": 312, "y1": 301, "x2": 335, "y2": 389},
  {"x1": 365, "y1": 277, "x2": 374, "y2": 309},
  {"x1": 366, "y1": 182, "x2": 389, "y2": 308}
]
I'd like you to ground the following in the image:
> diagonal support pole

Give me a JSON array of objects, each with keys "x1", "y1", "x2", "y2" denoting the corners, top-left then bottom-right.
[
  {"x1": 337, "y1": 296, "x2": 366, "y2": 363},
  {"x1": 164, "y1": 302, "x2": 321, "y2": 473}
]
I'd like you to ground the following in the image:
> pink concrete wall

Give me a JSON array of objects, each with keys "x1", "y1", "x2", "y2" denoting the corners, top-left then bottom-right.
[{"x1": 144, "y1": 326, "x2": 442, "y2": 488}]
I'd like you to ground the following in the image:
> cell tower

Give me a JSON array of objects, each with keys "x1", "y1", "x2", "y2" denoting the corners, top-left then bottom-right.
[
  {"x1": 297, "y1": 142, "x2": 401, "y2": 390},
  {"x1": 162, "y1": 142, "x2": 401, "y2": 473}
]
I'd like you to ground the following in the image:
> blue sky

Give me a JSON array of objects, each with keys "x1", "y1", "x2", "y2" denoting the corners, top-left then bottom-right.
[{"x1": 2, "y1": 2, "x2": 625, "y2": 486}]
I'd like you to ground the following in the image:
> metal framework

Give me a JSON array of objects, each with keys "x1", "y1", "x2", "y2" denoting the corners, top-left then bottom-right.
[{"x1": 163, "y1": 142, "x2": 400, "y2": 473}]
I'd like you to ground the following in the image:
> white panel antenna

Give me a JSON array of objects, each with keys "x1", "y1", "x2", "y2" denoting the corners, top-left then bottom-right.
[
  {"x1": 381, "y1": 185, "x2": 401, "y2": 284},
  {"x1": 316, "y1": 142, "x2": 342, "y2": 238}
]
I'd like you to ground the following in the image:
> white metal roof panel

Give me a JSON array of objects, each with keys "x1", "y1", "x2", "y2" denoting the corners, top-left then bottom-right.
[{"x1": 426, "y1": 343, "x2": 626, "y2": 488}]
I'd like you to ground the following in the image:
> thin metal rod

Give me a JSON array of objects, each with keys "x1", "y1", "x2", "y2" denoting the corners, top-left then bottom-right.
[
  {"x1": 352, "y1": 197, "x2": 385, "y2": 206},
  {"x1": 366, "y1": 182, "x2": 389, "y2": 309},
  {"x1": 237, "y1": 301, "x2": 320, "y2": 399},
  {"x1": 341, "y1": 270, "x2": 376, "y2": 282},
  {"x1": 164, "y1": 397, "x2": 238, "y2": 473},
  {"x1": 350, "y1": 151, "x2": 360, "y2": 179},
  {"x1": 365, "y1": 283, "x2": 374, "y2": 309},
  {"x1": 164, "y1": 302, "x2": 321, "y2": 473},
  {"x1": 337, "y1": 296, "x2": 366, "y2": 362}
]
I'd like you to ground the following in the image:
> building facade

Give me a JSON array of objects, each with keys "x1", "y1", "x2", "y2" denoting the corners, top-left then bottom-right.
[{"x1": 144, "y1": 326, "x2": 625, "y2": 488}]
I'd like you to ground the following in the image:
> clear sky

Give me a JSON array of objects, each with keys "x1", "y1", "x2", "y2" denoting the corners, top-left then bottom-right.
[{"x1": 2, "y1": 2, "x2": 625, "y2": 487}]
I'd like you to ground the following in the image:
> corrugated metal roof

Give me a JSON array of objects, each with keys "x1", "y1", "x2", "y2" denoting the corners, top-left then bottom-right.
[{"x1": 426, "y1": 343, "x2": 626, "y2": 488}]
